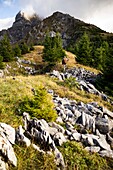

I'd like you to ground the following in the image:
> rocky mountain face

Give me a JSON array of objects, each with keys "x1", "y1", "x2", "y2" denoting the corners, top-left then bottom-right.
[
  {"x1": 0, "y1": 11, "x2": 113, "y2": 47},
  {"x1": 0, "y1": 11, "x2": 42, "y2": 44}
]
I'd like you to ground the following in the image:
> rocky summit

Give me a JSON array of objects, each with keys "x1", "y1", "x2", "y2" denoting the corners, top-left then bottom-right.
[{"x1": 0, "y1": 11, "x2": 113, "y2": 47}]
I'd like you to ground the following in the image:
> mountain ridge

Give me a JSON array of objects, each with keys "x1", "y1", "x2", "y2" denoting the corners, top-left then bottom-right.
[{"x1": 0, "y1": 11, "x2": 113, "y2": 48}]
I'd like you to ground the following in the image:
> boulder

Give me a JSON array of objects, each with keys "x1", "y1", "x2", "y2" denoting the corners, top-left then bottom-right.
[
  {"x1": 0, "y1": 123, "x2": 15, "y2": 144},
  {"x1": 49, "y1": 122, "x2": 65, "y2": 134},
  {"x1": 16, "y1": 125, "x2": 31, "y2": 147},
  {"x1": 50, "y1": 70, "x2": 63, "y2": 81},
  {"x1": 93, "y1": 134, "x2": 111, "y2": 151},
  {"x1": 99, "y1": 150, "x2": 113, "y2": 158},
  {"x1": 76, "y1": 112, "x2": 95, "y2": 132},
  {"x1": 54, "y1": 148, "x2": 65, "y2": 169},
  {"x1": 71, "y1": 132, "x2": 81, "y2": 142},
  {"x1": 32, "y1": 144, "x2": 45, "y2": 154},
  {"x1": 106, "y1": 133, "x2": 113, "y2": 148},
  {"x1": 56, "y1": 116, "x2": 63, "y2": 124},
  {"x1": 85, "y1": 146, "x2": 100, "y2": 153},
  {"x1": 31, "y1": 128, "x2": 56, "y2": 150},
  {"x1": 53, "y1": 132, "x2": 67, "y2": 146},
  {"x1": 0, "y1": 157, "x2": 8, "y2": 170},
  {"x1": 85, "y1": 136, "x2": 95, "y2": 146},
  {"x1": 95, "y1": 117, "x2": 109, "y2": 134},
  {"x1": 0, "y1": 132, "x2": 17, "y2": 167},
  {"x1": 103, "y1": 108, "x2": 113, "y2": 119}
]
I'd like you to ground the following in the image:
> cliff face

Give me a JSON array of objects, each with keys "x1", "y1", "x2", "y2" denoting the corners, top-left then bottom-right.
[
  {"x1": 0, "y1": 11, "x2": 42, "y2": 44},
  {"x1": 0, "y1": 11, "x2": 113, "y2": 47}
]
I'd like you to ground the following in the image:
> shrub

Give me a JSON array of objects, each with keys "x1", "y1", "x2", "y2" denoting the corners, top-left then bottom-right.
[
  {"x1": 59, "y1": 141, "x2": 108, "y2": 170},
  {"x1": 9, "y1": 145, "x2": 57, "y2": 170},
  {"x1": 19, "y1": 86, "x2": 57, "y2": 122},
  {"x1": 58, "y1": 76, "x2": 79, "y2": 90}
]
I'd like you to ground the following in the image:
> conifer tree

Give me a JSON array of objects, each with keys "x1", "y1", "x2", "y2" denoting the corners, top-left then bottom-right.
[
  {"x1": 13, "y1": 44, "x2": 22, "y2": 58},
  {"x1": 94, "y1": 41, "x2": 109, "y2": 70},
  {"x1": 43, "y1": 33, "x2": 65, "y2": 66},
  {"x1": 75, "y1": 32, "x2": 92, "y2": 65},
  {"x1": 0, "y1": 55, "x2": 4, "y2": 69},
  {"x1": 0, "y1": 34, "x2": 14, "y2": 62},
  {"x1": 19, "y1": 42, "x2": 29, "y2": 54}
]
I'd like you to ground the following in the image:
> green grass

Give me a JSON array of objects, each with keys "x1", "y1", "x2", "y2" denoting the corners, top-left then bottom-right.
[
  {"x1": 1, "y1": 46, "x2": 113, "y2": 169},
  {"x1": 9, "y1": 145, "x2": 57, "y2": 170},
  {"x1": 59, "y1": 141, "x2": 110, "y2": 170}
]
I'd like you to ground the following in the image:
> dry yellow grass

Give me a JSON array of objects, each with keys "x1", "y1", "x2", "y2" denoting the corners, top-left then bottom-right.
[
  {"x1": 24, "y1": 46, "x2": 44, "y2": 63},
  {"x1": 23, "y1": 46, "x2": 100, "y2": 74},
  {"x1": 0, "y1": 74, "x2": 112, "y2": 126}
]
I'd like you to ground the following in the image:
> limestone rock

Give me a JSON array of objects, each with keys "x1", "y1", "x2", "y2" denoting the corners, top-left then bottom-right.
[
  {"x1": 53, "y1": 132, "x2": 67, "y2": 146},
  {"x1": 0, "y1": 133, "x2": 17, "y2": 167},
  {"x1": 16, "y1": 125, "x2": 31, "y2": 147},
  {"x1": 0, "y1": 157, "x2": 8, "y2": 170},
  {"x1": 54, "y1": 148, "x2": 65, "y2": 169},
  {"x1": 99, "y1": 150, "x2": 113, "y2": 158},
  {"x1": 85, "y1": 146, "x2": 100, "y2": 153},
  {"x1": 95, "y1": 117, "x2": 109, "y2": 134},
  {"x1": 0, "y1": 123, "x2": 15, "y2": 144}
]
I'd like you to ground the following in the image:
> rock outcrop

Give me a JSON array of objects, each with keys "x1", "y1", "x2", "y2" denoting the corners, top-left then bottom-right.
[
  {"x1": 0, "y1": 87, "x2": 113, "y2": 169},
  {"x1": 49, "y1": 68, "x2": 112, "y2": 103},
  {"x1": 0, "y1": 11, "x2": 109, "y2": 47}
]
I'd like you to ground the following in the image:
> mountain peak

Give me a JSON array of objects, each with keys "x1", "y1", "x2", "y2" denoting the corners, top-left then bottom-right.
[{"x1": 15, "y1": 11, "x2": 26, "y2": 21}]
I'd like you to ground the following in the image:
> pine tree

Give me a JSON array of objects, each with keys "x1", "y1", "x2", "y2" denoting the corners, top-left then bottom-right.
[
  {"x1": 94, "y1": 41, "x2": 109, "y2": 70},
  {"x1": 75, "y1": 32, "x2": 92, "y2": 65},
  {"x1": 0, "y1": 34, "x2": 14, "y2": 62},
  {"x1": 13, "y1": 44, "x2": 22, "y2": 58},
  {"x1": 0, "y1": 55, "x2": 4, "y2": 69},
  {"x1": 103, "y1": 47, "x2": 113, "y2": 82},
  {"x1": 19, "y1": 42, "x2": 29, "y2": 54},
  {"x1": 43, "y1": 33, "x2": 65, "y2": 66}
]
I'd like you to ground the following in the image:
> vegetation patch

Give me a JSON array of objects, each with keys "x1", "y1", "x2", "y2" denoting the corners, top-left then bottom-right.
[
  {"x1": 59, "y1": 141, "x2": 109, "y2": 170},
  {"x1": 19, "y1": 86, "x2": 57, "y2": 122}
]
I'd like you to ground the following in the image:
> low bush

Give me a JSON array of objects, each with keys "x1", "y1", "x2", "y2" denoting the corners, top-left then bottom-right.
[
  {"x1": 19, "y1": 86, "x2": 57, "y2": 122},
  {"x1": 59, "y1": 141, "x2": 108, "y2": 170},
  {"x1": 9, "y1": 145, "x2": 57, "y2": 170},
  {"x1": 58, "y1": 76, "x2": 79, "y2": 90}
]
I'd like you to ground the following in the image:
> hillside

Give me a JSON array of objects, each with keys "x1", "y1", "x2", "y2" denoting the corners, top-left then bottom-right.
[
  {"x1": 0, "y1": 46, "x2": 113, "y2": 169},
  {"x1": 0, "y1": 11, "x2": 113, "y2": 48}
]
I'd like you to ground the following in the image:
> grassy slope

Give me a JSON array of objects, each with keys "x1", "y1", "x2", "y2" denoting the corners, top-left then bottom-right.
[{"x1": 1, "y1": 46, "x2": 113, "y2": 169}]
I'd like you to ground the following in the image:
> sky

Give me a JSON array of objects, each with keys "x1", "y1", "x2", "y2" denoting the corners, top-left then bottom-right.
[{"x1": 0, "y1": 0, "x2": 113, "y2": 33}]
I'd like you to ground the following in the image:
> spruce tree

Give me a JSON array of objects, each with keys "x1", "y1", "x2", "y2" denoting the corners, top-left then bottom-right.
[
  {"x1": 94, "y1": 41, "x2": 109, "y2": 70},
  {"x1": 75, "y1": 32, "x2": 92, "y2": 65},
  {"x1": 0, "y1": 55, "x2": 4, "y2": 69},
  {"x1": 0, "y1": 34, "x2": 14, "y2": 62},
  {"x1": 43, "y1": 33, "x2": 65, "y2": 66},
  {"x1": 19, "y1": 42, "x2": 29, "y2": 54},
  {"x1": 13, "y1": 44, "x2": 22, "y2": 58}
]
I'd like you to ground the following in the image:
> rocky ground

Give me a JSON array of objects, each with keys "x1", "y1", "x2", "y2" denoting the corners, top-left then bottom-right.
[{"x1": 0, "y1": 66, "x2": 113, "y2": 169}]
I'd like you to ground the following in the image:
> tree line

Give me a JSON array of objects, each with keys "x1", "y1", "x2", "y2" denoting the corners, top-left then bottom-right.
[
  {"x1": 68, "y1": 32, "x2": 113, "y2": 95},
  {"x1": 0, "y1": 34, "x2": 34, "y2": 69}
]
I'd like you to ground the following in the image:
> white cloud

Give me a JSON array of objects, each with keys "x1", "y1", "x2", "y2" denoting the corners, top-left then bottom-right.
[
  {"x1": 21, "y1": 5, "x2": 35, "y2": 19},
  {"x1": 18, "y1": 0, "x2": 113, "y2": 32},
  {"x1": 0, "y1": 17, "x2": 14, "y2": 31},
  {"x1": 0, "y1": 0, "x2": 113, "y2": 32},
  {"x1": 3, "y1": 0, "x2": 13, "y2": 6},
  {"x1": 85, "y1": 3, "x2": 113, "y2": 32}
]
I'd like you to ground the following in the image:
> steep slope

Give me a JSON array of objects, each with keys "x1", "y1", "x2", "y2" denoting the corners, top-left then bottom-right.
[
  {"x1": 0, "y1": 47, "x2": 113, "y2": 169},
  {"x1": 0, "y1": 11, "x2": 42, "y2": 44},
  {"x1": 0, "y1": 11, "x2": 113, "y2": 48}
]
